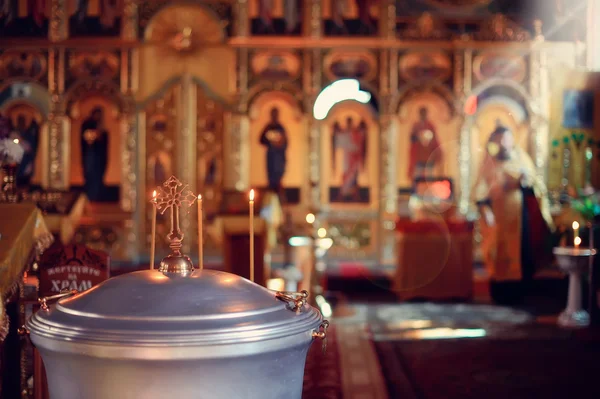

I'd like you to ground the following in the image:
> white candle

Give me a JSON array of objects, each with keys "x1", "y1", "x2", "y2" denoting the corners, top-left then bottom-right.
[
  {"x1": 198, "y1": 194, "x2": 203, "y2": 271},
  {"x1": 249, "y1": 189, "x2": 255, "y2": 282},
  {"x1": 150, "y1": 190, "x2": 157, "y2": 270},
  {"x1": 573, "y1": 221, "x2": 580, "y2": 248}
]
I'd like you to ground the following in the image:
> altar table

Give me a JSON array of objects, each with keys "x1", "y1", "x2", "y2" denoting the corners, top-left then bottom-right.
[
  {"x1": 394, "y1": 218, "x2": 474, "y2": 301},
  {"x1": 0, "y1": 204, "x2": 53, "y2": 398}
]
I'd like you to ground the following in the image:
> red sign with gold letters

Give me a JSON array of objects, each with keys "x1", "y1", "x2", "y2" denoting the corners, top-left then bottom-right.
[{"x1": 38, "y1": 243, "x2": 110, "y2": 297}]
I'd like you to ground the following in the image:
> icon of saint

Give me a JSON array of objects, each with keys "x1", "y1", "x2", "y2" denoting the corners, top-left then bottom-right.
[
  {"x1": 259, "y1": 107, "x2": 288, "y2": 194},
  {"x1": 81, "y1": 107, "x2": 109, "y2": 201}
]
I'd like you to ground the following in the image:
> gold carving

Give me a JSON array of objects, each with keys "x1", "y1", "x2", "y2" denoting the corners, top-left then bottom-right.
[
  {"x1": 381, "y1": 0, "x2": 396, "y2": 39},
  {"x1": 307, "y1": 0, "x2": 322, "y2": 38},
  {"x1": 50, "y1": 0, "x2": 67, "y2": 41},
  {"x1": 399, "y1": 51, "x2": 452, "y2": 82},
  {"x1": 324, "y1": 50, "x2": 378, "y2": 82},
  {"x1": 121, "y1": 106, "x2": 137, "y2": 211},
  {"x1": 122, "y1": 0, "x2": 139, "y2": 41},
  {"x1": 473, "y1": 52, "x2": 527, "y2": 83},
  {"x1": 473, "y1": 14, "x2": 530, "y2": 42},
  {"x1": 0, "y1": 51, "x2": 47, "y2": 81},
  {"x1": 250, "y1": 51, "x2": 302, "y2": 82},
  {"x1": 145, "y1": 5, "x2": 225, "y2": 56},
  {"x1": 235, "y1": 0, "x2": 249, "y2": 37},
  {"x1": 400, "y1": 12, "x2": 448, "y2": 40},
  {"x1": 68, "y1": 52, "x2": 120, "y2": 81}
]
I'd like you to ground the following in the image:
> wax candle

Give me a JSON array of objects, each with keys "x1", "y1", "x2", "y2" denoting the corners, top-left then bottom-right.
[
  {"x1": 198, "y1": 194, "x2": 203, "y2": 271},
  {"x1": 249, "y1": 189, "x2": 255, "y2": 282},
  {"x1": 150, "y1": 190, "x2": 157, "y2": 270}
]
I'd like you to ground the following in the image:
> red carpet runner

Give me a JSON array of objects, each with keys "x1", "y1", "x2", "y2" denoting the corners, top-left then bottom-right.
[{"x1": 303, "y1": 326, "x2": 342, "y2": 399}]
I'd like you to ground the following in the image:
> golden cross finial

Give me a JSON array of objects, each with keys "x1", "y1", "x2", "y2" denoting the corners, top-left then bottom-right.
[{"x1": 153, "y1": 176, "x2": 197, "y2": 255}]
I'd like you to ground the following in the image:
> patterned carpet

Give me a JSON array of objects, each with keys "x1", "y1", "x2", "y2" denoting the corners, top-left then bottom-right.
[
  {"x1": 374, "y1": 338, "x2": 600, "y2": 399},
  {"x1": 365, "y1": 303, "x2": 600, "y2": 399},
  {"x1": 304, "y1": 302, "x2": 600, "y2": 399}
]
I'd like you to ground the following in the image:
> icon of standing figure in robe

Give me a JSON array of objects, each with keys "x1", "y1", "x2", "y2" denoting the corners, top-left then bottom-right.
[
  {"x1": 12, "y1": 115, "x2": 40, "y2": 186},
  {"x1": 408, "y1": 107, "x2": 442, "y2": 181},
  {"x1": 81, "y1": 107, "x2": 109, "y2": 201},
  {"x1": 473, "y1": 121, "x2": 555, "y2": 305},
  {"x1": 259, "y1": 107, "x2": 288, "y2": 194},
  {"x1": 332, "y1": 117, "x2": 367, "y2": 201}
]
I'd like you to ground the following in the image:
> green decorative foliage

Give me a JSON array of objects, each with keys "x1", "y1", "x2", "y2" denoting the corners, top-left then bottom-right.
[
  {"x1": 563, "y1": 136, "x2": 570, "y2": 144},
  {"x1": 552, "y1": 139, "x2": 560, "y2": 147},
  {"x1": 570, "y1": 190, "x2": 600, "y2": 222}
]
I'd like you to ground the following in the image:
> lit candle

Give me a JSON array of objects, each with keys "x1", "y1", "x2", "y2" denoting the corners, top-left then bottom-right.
[
  {"x1": 150, "y1": 190, "x2": 157, "y2": 270},
  {"x1": 198, "y1": 194, "x2": 203, "y2": 271},
  {"x1": 573, "y1": 221, "x2": 580, "y2": 248},
  {"x1": 575, "y1": 236, "x2": 582, "y2": 248},
  {"x1": 249, "y1": 189, "x2": 255, "y2": 282}
]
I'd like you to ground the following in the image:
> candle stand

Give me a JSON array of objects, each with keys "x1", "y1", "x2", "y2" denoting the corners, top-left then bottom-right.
[{"x1": 553, "y1": 246, "x2": 596, "y2": 327}]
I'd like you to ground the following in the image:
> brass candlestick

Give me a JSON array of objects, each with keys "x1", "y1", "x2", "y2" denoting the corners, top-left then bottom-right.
[{"x1": 154, "y1": 176, "x2": 197, "y2": 276}]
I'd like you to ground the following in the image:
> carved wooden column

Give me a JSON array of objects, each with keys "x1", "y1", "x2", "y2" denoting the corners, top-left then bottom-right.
[
  {"x1": 305, "y1": 0, "x2": 322, "y2": 38},
  {"x1": 176, "y1": 74, "x2": 197, "y2": 254},
  {"x1": 225, "y1": 48, "x2": 249, "y2": 191},
  {"x1": 120, "y1": 0, "x2": 139, "y2": 213},
  {"x1": 456, "y1": 44, "x2": 472, "y2": 214},
  {"x1": 305, "y1": 49, "x2": 322, "y2": 210},
  {"x1": 48, "y1": 0, "x2": 68, "y2": 190},
  {"x1": 530, "y1": 22, "x2": 549, "y2": 182},
  {"x1": 379, "y1": 0, "x2": 396, "y2": 39},
  {"x1": 235, "y1": 0, "x2": 249, "y2": 37}
]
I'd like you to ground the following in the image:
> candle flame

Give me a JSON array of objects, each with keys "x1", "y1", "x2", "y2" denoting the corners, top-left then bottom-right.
[
  {"x1": 249, "y1": 189, "x2": 255, "y2": 201},
  {"x1": 13, "y1": 138, "x2": 19, "y2": 144},
  {"x1": 575, "y1": 236, "x2": 582, "y2": 247},
  {"x1": 152, "y1": 190, "x2": 157, "y2": 198},
  {"x1": 198, "y1": 194, "x2": 202, "y2": 200},
  {"x1": 306, "y1": 213, "x2": 316, "y2": 224},
  {"x1": 572, "y1": 221, "x2": 580, "y2": 230}
]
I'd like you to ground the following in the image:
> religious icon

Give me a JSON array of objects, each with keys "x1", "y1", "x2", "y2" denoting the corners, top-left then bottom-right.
[
  {"x1": 326, "y1": 0, "x2": 378, "y2": 36},
  {"x1": 331, "y1": 116, "x2": 367, "y2": 202},
  {"x1": 0, "y1": 0, "x2": 48, "y2": 37},
  {"x1": 10, "y1": 114, "x2": 40, "y2": 186},
  {"x1": 259, "y1": 107, "x2": 288, "y2": 193},
  {"x1": 149, "y1": 151, "x2": 171, "y2": 190},
  {"x1": 2, "y1": 103, "x2": 43, "y2": 186},
  {"x1": 69, "y1": 0, "x2": 123, "y2": 37},
  {"x1": 472, "y1": 122, "x2": 554, "y2": 304},
  {"x1": 408, "y1": 106, "x2": 442, "y2": 180},
  {"x1": 252, "y1": 0, "x2": 302, "y2": 35},
  {"x1": 81, "y1": 107, "x2": 109, "y2": 201}
]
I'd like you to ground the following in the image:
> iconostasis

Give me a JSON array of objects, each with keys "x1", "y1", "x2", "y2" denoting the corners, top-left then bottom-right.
[{"x1": 0, "y1": 0, "x2": 592, "y2": 265}]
